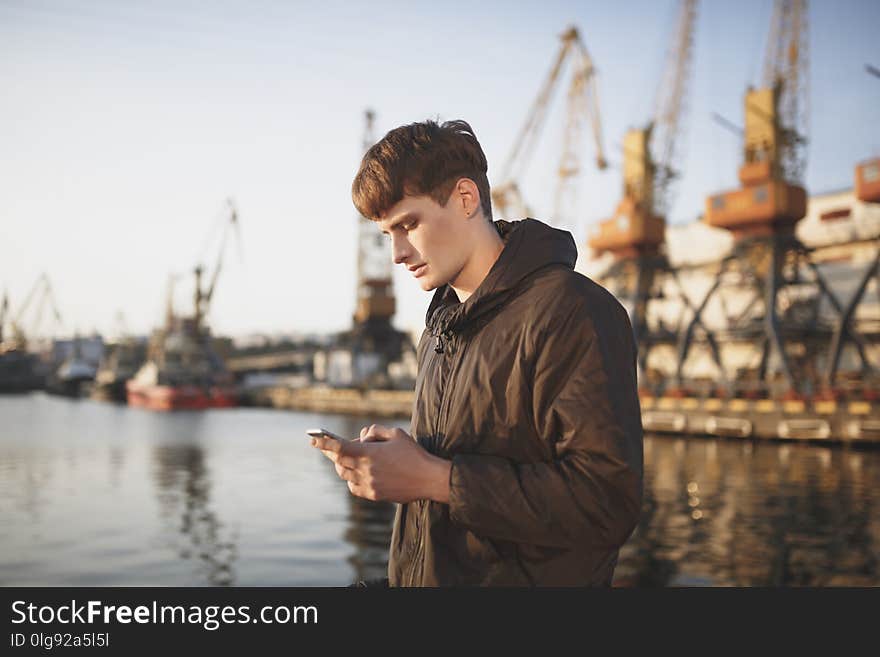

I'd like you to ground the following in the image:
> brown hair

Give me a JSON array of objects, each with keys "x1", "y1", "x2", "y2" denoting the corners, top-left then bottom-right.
[{"x1": 351, "y1": 119, "x2": 493, "y2": 222}]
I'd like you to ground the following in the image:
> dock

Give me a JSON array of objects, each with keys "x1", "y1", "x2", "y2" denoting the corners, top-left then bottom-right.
[
  {"x1": 241, "y1": 385, "x2": 880, "y2": 445},
  {"x1": 242, "y1": 385, "x2": 413, "y2": 418},
  {"x1": 641, "y1": 395, "x2": 880, "y2": 445}
]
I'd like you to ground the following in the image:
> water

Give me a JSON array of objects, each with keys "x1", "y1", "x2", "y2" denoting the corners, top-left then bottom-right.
[{"x1": 1, "y1": 394, "x2": 877, "y2": 586}]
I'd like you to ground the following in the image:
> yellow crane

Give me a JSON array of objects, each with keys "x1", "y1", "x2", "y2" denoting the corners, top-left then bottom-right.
[
  {"x1": 705, "y1": 0, "x2": 808, "y2": 235},
  {"x1": 589, "y1": 0, "x2": 698, "y2": 258},
  {"x1": 678, "y1": 1, "x2": 875, "y2": 400},
  {"x1": 583, "y1": 0, "x2": 708, "y2": 395},
  {"x1": 492, "y1": 25, "x2": 606, "y2": 229},
  {"x1": 2, "y1": 273, "x2": 62, "y2": 352}
]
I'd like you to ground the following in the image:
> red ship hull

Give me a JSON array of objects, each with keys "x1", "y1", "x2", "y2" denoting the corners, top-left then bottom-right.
[{"x1": 126, "y1": 381, "x2": 237, "y2": 411}]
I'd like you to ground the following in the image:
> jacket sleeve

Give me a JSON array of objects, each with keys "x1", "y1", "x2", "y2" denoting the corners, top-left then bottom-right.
[{"x1": 446, "y1": 298, "x2": 643, "y2": 550}]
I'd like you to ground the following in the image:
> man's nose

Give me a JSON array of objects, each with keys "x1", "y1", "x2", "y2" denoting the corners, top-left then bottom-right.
[{"x1": 391, "y1": 234, "x2": 410, "y2": 265}]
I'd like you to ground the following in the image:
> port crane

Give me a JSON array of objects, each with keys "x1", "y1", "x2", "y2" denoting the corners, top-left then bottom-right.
[
  {"x1": 354, "y1": 109, "x2": 396, "y2": 328},
  {"x1": 193, "y1": 198, "x2": 242, "y2": 336},
  {"x1": 493, "y1": 25, "x2": 607, "y2": 235},
  {"x1": 1, "y1": 273, "x2": 62, "y2": 351},
  {"x1": 590, "y1": 0, "x2": 698, "y2": 259},
  {"x1": 153, "y1": 200, "x2": 241, "y2": 365},
  {"x1": 344, "y1": 109, "x2": 412, "y2": 389},
  {"x1": 588, "y1": 0, "x2": 708, "y2": 391},
  {"x1": 678, "y1": 0, "x2": 874, "y2": 399}
]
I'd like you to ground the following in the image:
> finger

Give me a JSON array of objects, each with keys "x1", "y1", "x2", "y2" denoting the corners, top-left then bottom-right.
[
  {"x1": 337, "y1": 454, "x2": 358, "y2": 469},
  {"x1": 366, "y1": 426, "x2": 413, "y2": 442},
  {"x1": 363, "y1": 424, "x2": 393, "y2": 441},
  {"x1": 310, "y1": 436, "x2": 342, "y2": 453},
  {"x1": 334, "y1": 439, "x2": 369, "y2": 458},
  {"x1": 359, "y1": 426, "x2": 369, "y2": 440},
  {"x1": 348, "y1": 481, "x2": 375, "y2": 501},
  {"x1": 335, "y1": 463, "x2": 358, "y2": 483},
  {"x1": 317, "y1": 448, "x2": 340, "y2": 465}
]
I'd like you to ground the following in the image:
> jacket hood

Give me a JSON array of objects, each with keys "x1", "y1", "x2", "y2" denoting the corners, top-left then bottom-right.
[{"x1": 425, "y1": 218, "x2": 577, "y2": 337}]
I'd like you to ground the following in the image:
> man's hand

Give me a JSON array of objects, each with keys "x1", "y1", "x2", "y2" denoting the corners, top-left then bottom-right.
[{"x1": 309, "y1": 424, "x2": 451, "y2": 504}]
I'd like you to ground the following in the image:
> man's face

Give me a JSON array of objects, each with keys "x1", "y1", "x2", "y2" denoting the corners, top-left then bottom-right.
[{"x1": 377, "y1": 194, "x2": 471, "y2": 292}]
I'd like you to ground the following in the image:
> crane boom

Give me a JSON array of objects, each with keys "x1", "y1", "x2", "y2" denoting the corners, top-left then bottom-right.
[
  {"x1": 204, "y1": 200, "x2": 239, "y2": 306},
  {"x1": 589, "y1": 0, "x2": 699, "y2": 258},
  {"x1": 650, "y1": 0, "x2": 698, "y2": 217},
  {"x1": 761, "y1": 0, "x2": 809, "y2": 184},
  {"x1": 494, "y1": 25, "x2": 606, "y2": 222},
  {"x1": 12, "y1": 273, "x2": 49, "y2": 327},
  {"x1": 193, "y1": 199, "x2": 242, "y2": 334},
  {"x1": 705, "y1": 0, "x2": 808, "y2": 237},
  {"x1": 555, "y1": 36, "x2": 607, "y2": 230},
  {"x1": 6, "y1": 273, "x2": 63, "y2": 349},
  {"x1": 499, "y1": 32, "x2": 571, "y2": 186}
]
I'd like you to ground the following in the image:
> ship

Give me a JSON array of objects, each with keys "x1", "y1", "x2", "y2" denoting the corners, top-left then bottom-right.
[
  {"x1": 92, "y1": 336, "x2": 147, "y2": 402},
  {"x1": 45, "y1": 335, "x2": 99, "y2": 398},
  {"x1": 126, "y1": 316, "x2": 237, "y2": 411},
  {"x1": 127, "y1": 201, "x2": 241, "y2": 411},
  {"x1": 0, "y1": 347, "x2": 44, "y2": 393},
  {"x1": 0, "y1": 278, "x2": 60, "y2": 393}
]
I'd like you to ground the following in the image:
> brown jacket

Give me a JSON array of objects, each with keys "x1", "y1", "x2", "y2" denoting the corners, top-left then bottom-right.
[{"x1": 388, "y1": 218, "x2": 643, "y2": 586}]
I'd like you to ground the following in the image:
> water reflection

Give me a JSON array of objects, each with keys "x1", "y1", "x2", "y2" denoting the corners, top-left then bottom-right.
[
  {"x1": 335, "y1": 416, "x2": 396, "y2": 584},
  {"x1": 150, "y1": 416, "x2": 238, "y2": 586},
  {"x1": 615, "y1": 435, "x2": 879, "y2": 586},
  {"x1": 0, "y1": 395, "x2": 877, "y2": 586}
]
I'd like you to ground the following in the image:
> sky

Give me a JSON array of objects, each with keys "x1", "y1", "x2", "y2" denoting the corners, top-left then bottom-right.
[{"x1": 1, "y1": 0, "x2": 879, "y2": 341}]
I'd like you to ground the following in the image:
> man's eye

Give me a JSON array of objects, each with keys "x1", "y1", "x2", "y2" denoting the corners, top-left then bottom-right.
[{"x1": 404, "y1": 221, "x2": 417, "y2": 231}]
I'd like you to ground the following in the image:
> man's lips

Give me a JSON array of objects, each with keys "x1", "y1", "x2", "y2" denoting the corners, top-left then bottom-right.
[{"x1": 408, "y1": 263, "x2": 427, "y2": 277}]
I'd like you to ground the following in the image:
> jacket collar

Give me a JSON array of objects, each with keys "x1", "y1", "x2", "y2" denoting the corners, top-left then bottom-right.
[{"x1": 425, "y1": 218, "x2": 577, "y2": 337}]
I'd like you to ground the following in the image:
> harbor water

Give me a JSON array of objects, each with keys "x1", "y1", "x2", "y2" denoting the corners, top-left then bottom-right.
[{"x1": 1, "y1": 394, "x2": 877, "y2": 586}]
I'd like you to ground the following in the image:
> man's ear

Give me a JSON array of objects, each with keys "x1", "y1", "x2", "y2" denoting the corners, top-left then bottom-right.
[{"x1": 455, "y1": 178, "x2": 481, "y2": 218}]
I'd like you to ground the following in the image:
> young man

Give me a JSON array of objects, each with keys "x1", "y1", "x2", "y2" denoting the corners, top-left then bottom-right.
[{"x1": 311, "y1": 119, "x2": 643, "y2": 586}]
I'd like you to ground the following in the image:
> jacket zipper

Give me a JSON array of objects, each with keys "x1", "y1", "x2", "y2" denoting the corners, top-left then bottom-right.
[
  {"x1": 408, "y1": 329, "x2": 470, "y2": 586},
  {"x1": 407, "y1": 329, "x2": 449, "y2": 584}
]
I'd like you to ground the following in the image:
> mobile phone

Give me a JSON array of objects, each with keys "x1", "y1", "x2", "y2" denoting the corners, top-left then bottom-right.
[{"x1": 306, "y1": 428, "x2": 349, "y2": 443}]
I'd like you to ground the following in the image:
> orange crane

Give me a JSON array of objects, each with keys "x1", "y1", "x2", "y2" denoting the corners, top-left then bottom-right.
[
  {"x1": 704, "y1": 0, "x2": 808, "y2": 236},
  {"x1": 855, "y1": 159, "x2": 880, "y2": 204},
  {"x1": 354, "y1": 109, "x2": 395, "y2": 326},
  {"x1": 678, "y1": 0, "x2": 875, "y2": 400},
  {"x1": 492, "y1": 25, "x2": 606, "y2": 229},
  {"x1": 590, "y1": 0, "x2": 698, "y2": 258},
  {"x1": 346, "y1": 109, "x2": 413, "y2": 389},
  {"x1": 586, "y1": 0, "x2": 712, "y2": 393}
]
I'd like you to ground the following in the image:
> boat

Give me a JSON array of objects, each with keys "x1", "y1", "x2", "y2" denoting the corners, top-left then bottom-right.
[
  {"x1": 0, "y1": 347, "x2": 44, "y2": 393},
  {"x1": 92, "y1": 337, "x2": 146, "y2": 402},
  {"x1": 0, "y1": 278, "x2": 56, "y2": 393},
  {"x1": 126, "y1": 200, "x2": 241, "y2": 411},
  {"x1": 45, "y1": 337, "x2": 97, "y2": 398},
  {"x1": 126, "y1": 318, "x2": 237, "y2": 411}
]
